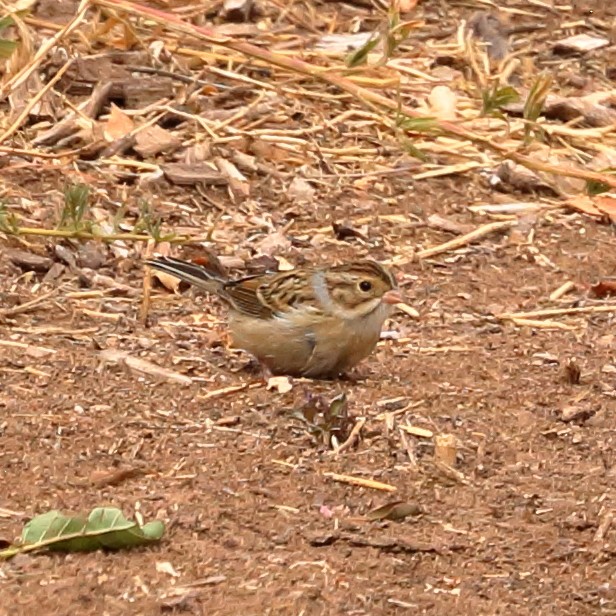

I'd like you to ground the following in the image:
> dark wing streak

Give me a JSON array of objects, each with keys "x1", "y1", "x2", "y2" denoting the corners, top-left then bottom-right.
[
  {"x1": 146, "y1": 257, "x2": 223, "y2": 290},
  {"x1": 225, "y1": 277, "x2": 274, "y2": 319}
]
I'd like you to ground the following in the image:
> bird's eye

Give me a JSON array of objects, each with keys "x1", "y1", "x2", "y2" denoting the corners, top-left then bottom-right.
[{"x1": 359, "y1": 280, "x2": 373, "y2": 292}]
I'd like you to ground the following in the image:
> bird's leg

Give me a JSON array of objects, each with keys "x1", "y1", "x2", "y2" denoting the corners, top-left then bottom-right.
[
  {"x1": 338, "y1": 367, "x2": 370, "y2": 383},
  {"x1": 257, "y1": 360, "x2": 274, "y2": 383},
  {"x1": 242, "y1": 356, "x2": 274, "y2": 383}
]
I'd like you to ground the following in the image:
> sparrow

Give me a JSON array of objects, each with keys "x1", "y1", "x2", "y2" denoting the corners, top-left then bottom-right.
[{"x1": 145, "y1": 256, "x2": 402, "y2": 379}]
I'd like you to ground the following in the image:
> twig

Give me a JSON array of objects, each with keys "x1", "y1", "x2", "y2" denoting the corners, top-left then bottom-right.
[
  {"x1": 323, "y1": 472, "x2": 397, "y2": 492},
  {"x1": 594, "y1": 511, "x2": 614, "y2": 544},
  {"x1": 2, "y1": 226, "x2": 211, "y2": 244},
  {"x1": 510, "y1": 317, "x2": 578, "y2": 330},
  {"x1": 0, "y1": 340, "x2": 57, "y2": 355},
  {"x1": 334, "y1": 418, "x2": 366, "y2": 455},
  {"x1": 0, "y1": 289, "x2": 58, "y2": 318},
  {"x1": 197, "y1": 383, "x2": 263, "y2": 401},
  {"x1": 0, "y1": 145, "x2": 85, "y2": 159},
  {"x1": 498, "y1": 305, "x2": 616, "y2": 320},
  {"x1": 0, "y1": 59, "x2": 74, "y2": 144},
  {"x1": 91, "y1": 0, "x2": 616, "y2": 189},
  {"x1": 140, "y1": 239, "x2": 155, "y2": 325},
  {"x1": 549, "y1": 281, "x2": 576, "y2": 301},
  {"x1": 0, "y1": 0, "x2": 90, "y2": 101},
  {"x1": 413, "y1": 221, "x2": 516, "y2": 261},
  {"x1": 99, "y1": 349, "x2": 193, "y2": 385}
]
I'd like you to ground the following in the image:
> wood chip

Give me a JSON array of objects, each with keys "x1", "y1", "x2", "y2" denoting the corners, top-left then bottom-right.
[
  {"x1": 434, "y1": 434, "x2": 457, "y2": 466},
  {"x1": 554, "y1": 34, "x2": 609, "y2": 54},
  {"x1": 400, "y1": 425, "x2": 434, "y2": 439},
  {"x1": 162, "y1": 163, "x2": 229, "y2": 186},
  {"x1": 134, "y1": 125, "x2": 182, "y2": 157},
  {"x1": 6, "y1": 248, "x2": 53, "y2": 272},
  {"x1": 99, "y1": 349, "x2": 193, "y2": 385}
]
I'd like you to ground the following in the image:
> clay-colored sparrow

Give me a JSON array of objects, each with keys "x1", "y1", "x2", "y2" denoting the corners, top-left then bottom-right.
[{"x1": 146, "y1": 256, "x2": 402, "y2": 379}]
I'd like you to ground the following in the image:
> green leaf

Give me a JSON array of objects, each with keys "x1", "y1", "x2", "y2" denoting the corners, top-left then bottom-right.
[
  {"x1": 0, "y1": 39, "x2": 16, "y2": 59},
  {"x1": 0, "y1": 203, "x2": 19, "y2": 233},
  {"x1": 384, "y1": 9, "x2": 412, "y2": 58},
  {"x1": 133, "y1": 200, "x2": 169, "y2": 241},
  {"x1": 328, "y1": 393, "x2": 348, "y2": 419},
  {"x1": 524, "y1": 72, "x2": 552, "y2": 122},
  {"x1": 523, "y1": 72, "x2": 552, "y2": 143},
  {"x1": 396, "y1": 115, "x2": 440, "y2": 135},
  {"x1": 0, "y1": 507, "x2": 164, "y2": 559},
  {"x1": 345, "y1": 34, "x2": 380, "y2": 68},
  {"x1": 59, "y1": 183, "x2": 90, "y2": 230},
  {"x1": 586, "y1": 168, "x2": 616, "y2": 195},
  {"x1": 0, "y1": 14, "x2": 16, "y2": 29},
  {"x1": 397, "y1": 135, "x2": 427, "y2": 162},
  {"x1": 481, "y1": 84, "x2": 519, "y2": 117}
]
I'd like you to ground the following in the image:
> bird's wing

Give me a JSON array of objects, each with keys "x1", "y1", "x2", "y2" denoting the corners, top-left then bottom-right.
[
  {"x1": 225, "y1": 269, "x2": 323, "y2": 319},
  {"x1": 146, "y1": 257, "x2": 224, "y2": 293},
  {"x1": 223, "y1": 275, "x2": 275, "y2": 319}
]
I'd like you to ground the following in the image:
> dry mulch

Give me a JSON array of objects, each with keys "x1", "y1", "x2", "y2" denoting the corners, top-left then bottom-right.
[{"x1": 1, "y1": 0, "x2": 616, "y2": 614}]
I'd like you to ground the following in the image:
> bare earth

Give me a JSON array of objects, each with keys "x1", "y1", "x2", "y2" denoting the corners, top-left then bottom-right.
[{"x1": 1, "y1": 0, "x2": 616, "y2": 614}]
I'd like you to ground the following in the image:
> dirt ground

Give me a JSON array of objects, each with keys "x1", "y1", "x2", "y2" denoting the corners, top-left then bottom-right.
[{"x1": 1, "y1": 0, "x2": 616, "y2": 614}]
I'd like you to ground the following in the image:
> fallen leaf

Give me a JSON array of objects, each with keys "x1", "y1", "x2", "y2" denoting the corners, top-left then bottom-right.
[
  {"x1": 365, "y1": 501, "x2": 423, "y2": 522},
  {"x1": 103, "y1": 103, "x2": 134, "y2": 141},
  {"x1": 6, "y1": 248, "x2": 53, "y2": 272},
  {"x1": 545, "y1": 96, "x2": 616, "y2": 128},
  {"x1": 267, "y1": 376, "x2": 293, "y2": 394},
  {"x1": 91, "y1": 467, "x2": 145, "y2": 488},
  {"x1": 0, "y1": 508, "x2": 164, "y2": 559},
  {"x1": 595, "y1": 195, "x2": 616, "y2": 223},
  {"x1": 589, "y1": 280, "x2": 616, "y2": 298},
  {"x1": 495, "y1": 161, "x2": 553, "y2": 194},
  {"x1": 565, "y1": 194, "x2": 616, "y2": 223},
  {"x1": 560, "y1": 405, "x2": 595, "y2": 423}
]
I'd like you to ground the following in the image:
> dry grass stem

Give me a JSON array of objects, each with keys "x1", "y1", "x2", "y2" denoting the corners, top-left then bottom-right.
[{"x1": 323, "y1": 472, "x2": 397, "y2": 492}]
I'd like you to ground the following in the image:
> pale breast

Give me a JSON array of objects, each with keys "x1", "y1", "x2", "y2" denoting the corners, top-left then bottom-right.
[
  {"x1": 228, "y1": 303, "x2": 392, "y2": 378},
  {"x1": 300, "y1": 303, "x2": 393, "y2": 378},
  {"x1": 227, "y1": 311, "x2": 317, "y2": 376}
]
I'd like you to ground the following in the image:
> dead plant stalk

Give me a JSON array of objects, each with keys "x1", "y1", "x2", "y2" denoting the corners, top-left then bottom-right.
[{"x1": 90, "y1": 0, "x2": 616, "y2": 189}]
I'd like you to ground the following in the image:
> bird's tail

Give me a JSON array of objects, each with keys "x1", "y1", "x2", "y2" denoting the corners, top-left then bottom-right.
[{"x1": 145, "y1": 256, "x2": 225, "y2": 293}]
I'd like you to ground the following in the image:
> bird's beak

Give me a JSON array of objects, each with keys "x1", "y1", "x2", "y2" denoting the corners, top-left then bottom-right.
[{"x1": 382, "y1": 289, "x2": 404, "y2": 305}]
